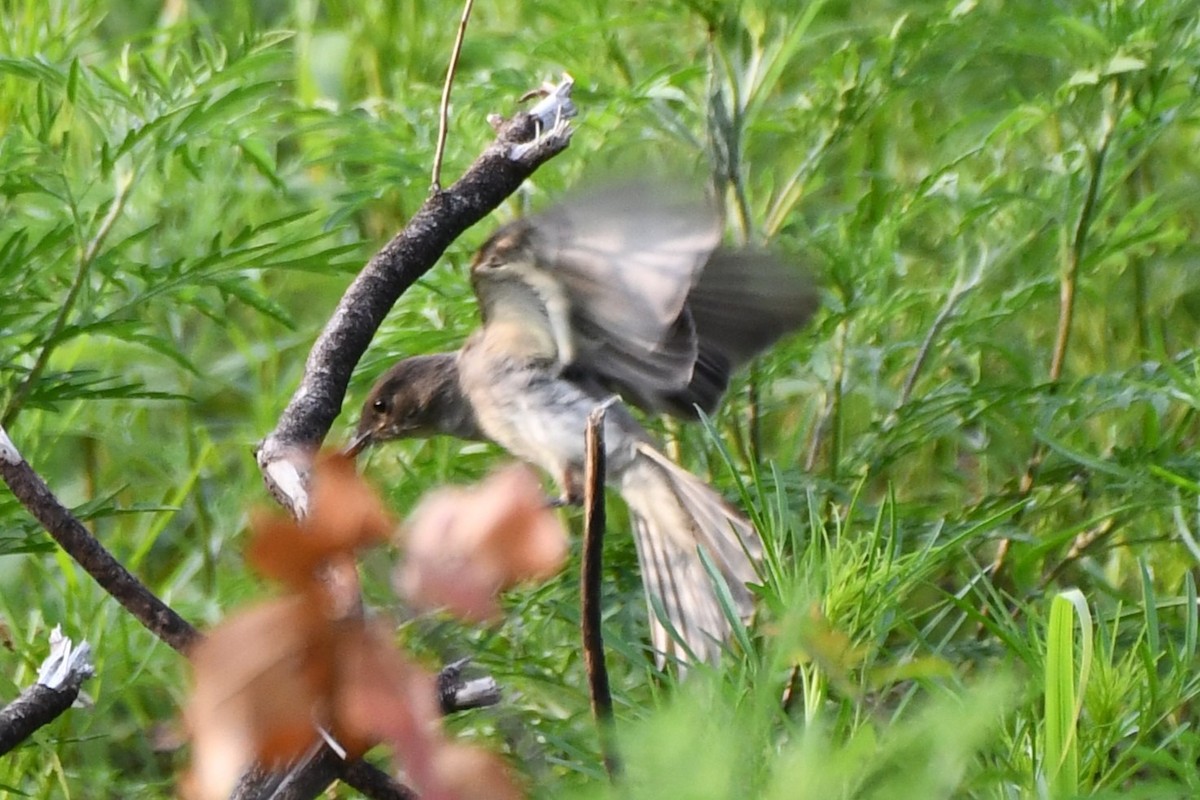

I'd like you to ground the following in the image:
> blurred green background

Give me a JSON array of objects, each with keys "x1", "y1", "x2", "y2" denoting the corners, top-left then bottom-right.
[{"x1": 3, "y1": 0, "x2": 1200, "y2": 796}]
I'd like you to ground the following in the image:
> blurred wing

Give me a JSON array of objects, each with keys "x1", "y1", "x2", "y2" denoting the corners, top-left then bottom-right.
[
  {"x1": 662, "y1": 249, "x2": 820, "y2": 417},
  {"x1": 685, "y1": 249, "x2": 818, "y2": 362},
  {"x1": 566, "y1": 307, "x2": 699, "y2": 402},
  {"x1": 529, "y1": 184, "x2": 722, "y2": 390}
]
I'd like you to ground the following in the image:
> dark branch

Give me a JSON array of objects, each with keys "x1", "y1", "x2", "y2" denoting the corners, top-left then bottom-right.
[
  {"x1": 0, "y1": 627, "x2": 94, "y2": 756},
  {"x1": 437, "y1": 657, "x2": 501, "y2": 714},
  {"x1": 256, "y1": 78, "x2": 575, "y2": 516},
  {"x1": 0, "y1": 428, "x2": 199, "y2": 653},
  {"x1": 232, "y1": 746, "x2": 417, "y2": 800},
  {"x1": 582, "y1": 403, "x2": 619, "y2": 779},
  {"x1": 0, "y1": 77, "x2": 561, "y2": 787},
  {"x1": 226, "y1": 655, "x2": 502, "y2": 800},
  {"x1": 239, "y1": 82, "x2": 575, "y2": 799},
  {"x1": 0, "y1": 75, "x2": 574, "y2": 800},
  {"x1": 341, "y1": 759, "x2": 419, "y2": 800},
  {"x1": 0, "y1": 427, "x2": 497, "y2": 799}
]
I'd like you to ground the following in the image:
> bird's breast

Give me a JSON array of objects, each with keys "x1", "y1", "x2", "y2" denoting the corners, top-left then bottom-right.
[{"x1": 456, "y1": 338, "x2": 646, "y2": 484}]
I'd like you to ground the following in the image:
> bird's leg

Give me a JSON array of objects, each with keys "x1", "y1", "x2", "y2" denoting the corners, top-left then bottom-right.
[
  {"x1": 547, "y1": 398, "x2": 617, "y2": 509},
  {"x1": 546, "y1": 468, "x2": 584, "y2": 508}
]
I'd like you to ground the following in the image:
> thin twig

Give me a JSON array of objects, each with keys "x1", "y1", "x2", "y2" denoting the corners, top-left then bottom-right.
[
  {"x1": 1039, "y1": 516, "x2": 1119, "y2": 590},
  {"x1": 1049, "y1": 110, "x2": 1116, "y2": 383},
  {"x1": 890, "y1": 249, "x2": 986, "y2": 421},
  {"x1": 340, "y1": 760, "x2": 418, "y2": 800},
  {"x1": 2, "y1": 169, "x2": 135, "y2": 428},
  {"x1": 706, "y1": 50, "x2": 763, "y2": 466},
  {"x1": 247, "y1": 747, "x2": 416, "y2": 800},
  {"x1": 806, "y1": 319, "x2": 847, "y2": 476},
  {"x1": 1128, "y1": 163, "x2": 1152, "y2": 353},
  {"x1": 747, "y1": 367, "x2": 761, "y2": 466},
  {"x1": 779, "y1": 663, "x2": 803, "y2": 717},
  {"x1": 431, "y1": 0, "x2": 476, "y2": 192},
  {"x1": 582, "y1": 403, "x2": 619, "y2": 780},
  {"x1": 891, "y1": 224, "x2": 1049, "y2": 423},
  {"x1": 803, "y1": 399, "x2": 833, "y2": 474},
  {"x1": 992, "y1": 100, "x2": 1119, "y2": 580},
  {"x1": 763, "y1": 123, "x2": 843, "y2": 237}
]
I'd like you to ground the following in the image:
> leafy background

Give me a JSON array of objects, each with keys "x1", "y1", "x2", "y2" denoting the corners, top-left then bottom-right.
[{"x1": 2, "y1": 0, "x2": 1200, "y2": 796}]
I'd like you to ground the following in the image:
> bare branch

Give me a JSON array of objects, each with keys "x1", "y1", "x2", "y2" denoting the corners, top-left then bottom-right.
[
  {"x1": 0, "y1": 427, "x2": 200, "y2": 653},
  {"x1": 437, "y1": 657, "x2": 501, "y2": 714},
  {"x1": 341, "y1": 760, "x2": 419, "y2": 800},
  {"x1": 885, "y1": 247, "x2": 988, "y2": 428},
  {"x1": 257, "y1": 77, "x2": 576, "y2": 516},
  {"x1": 0, "y1": 425, "x2": 498, "y2": 799},
  {"x1": 225, "y1": 655, "x2": 504, "y2": 800},
  {"x1": 0, "y1": 627, "x2": 94, "y2": 756},
  {"x1": 231, "y1": 748, "x2": 418, "y2": 800},
  {"x1": 992, "y1": 94, "x2": 1120, "y2": 583}
]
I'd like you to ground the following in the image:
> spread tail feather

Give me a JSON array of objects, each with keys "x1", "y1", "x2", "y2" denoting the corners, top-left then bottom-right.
[{"x1": 619, "y1": 444, "x2": 762, "y2": 669}]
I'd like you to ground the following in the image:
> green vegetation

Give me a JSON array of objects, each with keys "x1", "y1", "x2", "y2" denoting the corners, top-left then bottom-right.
[{"x1": 3, "y1": 0, "x2": 1200, "y2": 796}]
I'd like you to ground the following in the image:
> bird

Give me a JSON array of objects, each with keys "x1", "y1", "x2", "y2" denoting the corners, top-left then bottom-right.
[{"x1": 349, "y1": 183, "x2": 817, "y2": 669}]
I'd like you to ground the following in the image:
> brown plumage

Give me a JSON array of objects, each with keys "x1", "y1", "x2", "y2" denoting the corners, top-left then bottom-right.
[{"x1": 352, "y1": 183, "x2": 817, "y2": 669}]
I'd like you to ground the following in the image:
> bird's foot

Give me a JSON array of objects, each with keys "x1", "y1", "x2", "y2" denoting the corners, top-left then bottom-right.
[{"x1": 545, "y1": 491, "x2": 583, "y2": 510}]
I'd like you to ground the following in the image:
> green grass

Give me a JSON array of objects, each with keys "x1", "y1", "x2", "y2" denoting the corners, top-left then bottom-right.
[{"x1": 3, "y1": 0, "x2": 1200, "y2": 796}]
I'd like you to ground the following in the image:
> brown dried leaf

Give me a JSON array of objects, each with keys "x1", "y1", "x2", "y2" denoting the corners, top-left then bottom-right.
[
  {"x1": 334, "y1": 622, "x2": 440, "y2": 765},
  {"x1": 244, "y1": 511, "x2": 320, "y2": 590},
  {"x1": 427, "y1": 743, "x2": 525, "y2": 800},
  {"x1": 397, "y1": 465, "x2": 568, "y2": 621},
  {"x1": 183, "y1": 597, "x2": 332, "y2": 800},
  {"x1": 309, "y1": 451, "x2": 394, "y2": 549},
  {"x1": 185, "y1": 457, "x2": 539, "y2": 799},
  {"x1": 247, "y1": 452, "x2": 393, "y2": 592},
  {"x1": 185, "y1": 611, "x2": 434, "y2": 799}
]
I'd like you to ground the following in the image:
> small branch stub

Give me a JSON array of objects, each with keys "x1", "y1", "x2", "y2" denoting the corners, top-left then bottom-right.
[
  {"x1": 0, "y1": 627, "x2": 94, "y2": 756},
  {"x1": 437, "y1": 658, "x2": 502, "y2": 714}
]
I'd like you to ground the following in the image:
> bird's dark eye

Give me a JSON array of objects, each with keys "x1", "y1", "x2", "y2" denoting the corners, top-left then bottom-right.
[{"x1": 372, "y1": 397, "x2": 388, "y2": 413}]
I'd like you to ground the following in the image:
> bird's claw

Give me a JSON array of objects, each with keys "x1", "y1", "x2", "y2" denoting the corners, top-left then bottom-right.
[{"x1": 545, "y1": 491, "x2": 583, "y2": 510}]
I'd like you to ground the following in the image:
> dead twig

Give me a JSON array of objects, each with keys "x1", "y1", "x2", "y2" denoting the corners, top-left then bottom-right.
[
  {"x1": 256, "y1": 76, "x2": 575, "y2": 518},
  {"x1": 431, "y1": 0, "x2": 477, "y2": 192},
  {"x1": 0, "y1": 427, "x2": 199, "y2": 652},
  {"x1": 0, "y1": 627, "x2": 93, "y2": 756},
  {"x1": 582, "y1": 403, "x2": 620, "y2": 779},
  {"x1": 991, "y1": 99, "x2": 1118, "y2": 582},
  {"x1": 0, "y1": 427, "x2": 418, "y2": 799}
]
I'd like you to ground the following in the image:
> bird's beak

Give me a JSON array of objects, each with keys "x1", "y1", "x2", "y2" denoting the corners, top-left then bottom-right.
[{"x1": 342, "y1": 428, "x2": 374, "y2": 459}]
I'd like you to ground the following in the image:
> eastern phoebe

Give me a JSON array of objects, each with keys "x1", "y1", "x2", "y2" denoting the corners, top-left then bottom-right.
[{"x1": 350, "y1": 184, "x2": 817, "y2": 668}]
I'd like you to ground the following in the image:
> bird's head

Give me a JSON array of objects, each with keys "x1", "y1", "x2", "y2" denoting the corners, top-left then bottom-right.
[{"x1": 346, "y1": 352, "x2": 479, "y2": 456}]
